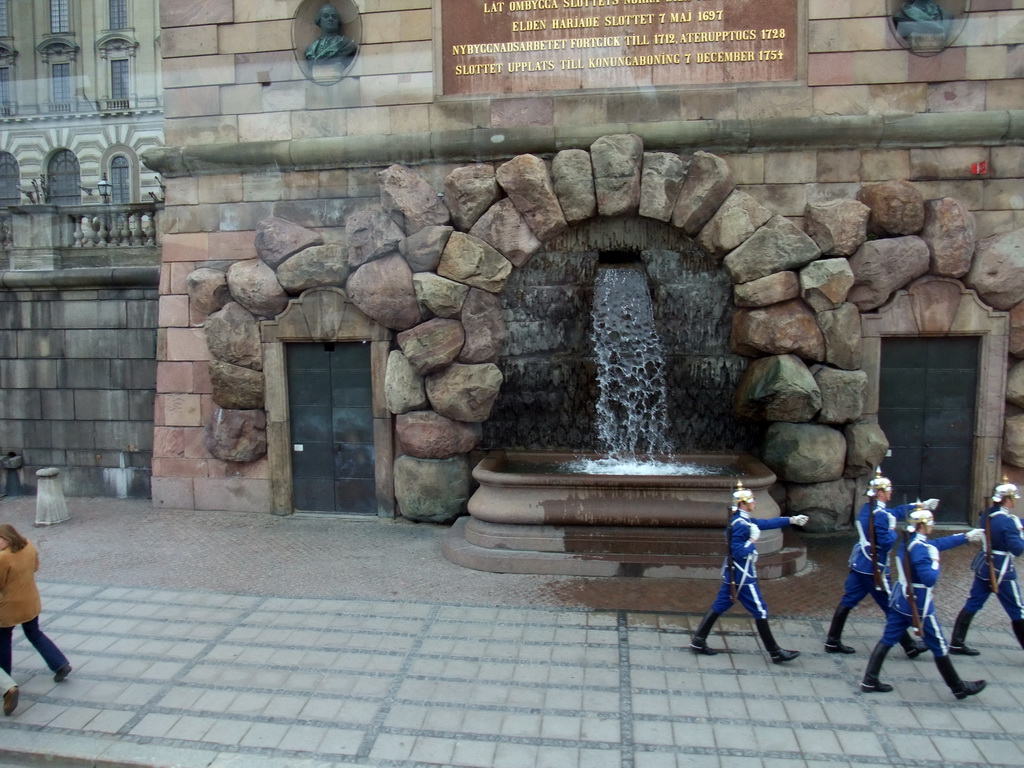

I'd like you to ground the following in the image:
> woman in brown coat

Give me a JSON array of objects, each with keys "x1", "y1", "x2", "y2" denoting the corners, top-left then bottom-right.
[
  {"x1": 0, "y1": 523, "x2": 71, "y2": 715},
  {"x1": 1, "y1": 658, "x2": 15, "y2": 716}
]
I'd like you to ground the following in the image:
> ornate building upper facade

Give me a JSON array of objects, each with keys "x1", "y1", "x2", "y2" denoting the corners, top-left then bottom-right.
[{"x1": 0, "y1": 0, "x2": 162, "y2": 206}]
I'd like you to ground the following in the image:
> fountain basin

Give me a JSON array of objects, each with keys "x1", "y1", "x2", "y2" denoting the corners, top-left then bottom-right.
[{"x1": 443, "y1": 449, "x2": 807, "y2": 579}]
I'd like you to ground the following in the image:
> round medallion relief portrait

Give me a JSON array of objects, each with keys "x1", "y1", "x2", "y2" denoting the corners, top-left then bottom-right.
[
  {"x1": 888, "y1": 0, "x2": 970, "y2": 56},
  {"x1": 294, "y1": 0, "x2": 361, "y2": 84}
]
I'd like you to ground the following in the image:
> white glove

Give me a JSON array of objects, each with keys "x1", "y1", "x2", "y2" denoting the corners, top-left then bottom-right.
[
  {"x1": 922, "y1": 498, "x2": 940, "y2": 511},
  {"x1": 790, "y1": 515, "x2": 809, "y2": 526},
  {"x1": 966, "y1": 528, "x2": 984, "y2": 543},
  {"x1": 748, "y1": 525, "x2": 761, "y2": 543}
]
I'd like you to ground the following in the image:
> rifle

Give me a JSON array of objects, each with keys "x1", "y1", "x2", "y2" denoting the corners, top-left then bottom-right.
[
  {"x1": 727, "y1": 508, "x2": 738, "y2": 602},
  {"x1": 868, "y1": 506, "x2": 883, "y2": 591},
  {"x1": 900, "y1": 529, "x2": 924, "y2": 638},
  {"x1": 984, "y1": 508, "x2": 999, "y2": 594}
]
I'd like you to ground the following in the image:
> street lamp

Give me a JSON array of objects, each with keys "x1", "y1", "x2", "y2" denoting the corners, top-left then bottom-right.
[
  {"x1": 97, "y1": 174, "x2": 112, "y2": 204},
  {"x1": 96, "y1": 173, "x2": 113, "y2": 243}
]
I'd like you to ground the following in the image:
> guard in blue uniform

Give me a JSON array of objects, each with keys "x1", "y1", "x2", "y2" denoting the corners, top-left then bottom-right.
[
  {"x1": 949, "y1": 477, "x2": 1024, "y2": 655},
  {"x1": 690, "y1": 482, "x2": 808, "y2": 664},
  {"x1": 860, "y1": 506, "x2": 986, "y2": 699},
  {"x1": 824, "y1": 469, "x2": 930, "y2": 657}
]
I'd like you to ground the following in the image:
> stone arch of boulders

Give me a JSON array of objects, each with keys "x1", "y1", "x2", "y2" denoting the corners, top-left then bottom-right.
[{"x1": 185, "y1": 133, "x2": 1024, "y2": 528}]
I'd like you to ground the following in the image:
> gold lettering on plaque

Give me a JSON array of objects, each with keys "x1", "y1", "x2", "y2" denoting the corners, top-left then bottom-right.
[{"x1": 442, "y1": 0, "x2": 797, "y2": 94}]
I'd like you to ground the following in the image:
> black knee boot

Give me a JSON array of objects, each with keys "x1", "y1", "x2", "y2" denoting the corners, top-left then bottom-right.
[
  {"x1": 899, "y1": 630, "x2": 927, "y2": 658},
  {"x1": 1012, "y1": 619, "x2": 1024, "y2": 650},
  {"x1": 949, "y1": 609, "x2": 980, "y2": 656},
  {"x1": 690, "y1": 610, "x2": 721, "y2": 655},
  {"x1": 825, "y1": 605, "x2": 855, "y2": 654},
  {"x1": 755, "y1": 618, "x2": 799, "y2": 663},
  {"x1": 935, "y1": 654, "x2": 986, "y2": 699},
  {"x1": 860, "y1": 642, "x2": 893, "y2": 692}
]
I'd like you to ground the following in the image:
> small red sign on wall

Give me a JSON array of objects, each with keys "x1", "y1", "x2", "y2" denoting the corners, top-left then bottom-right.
[{"x1": 971, "y1": 161, "x2": 988, "y2": 175}]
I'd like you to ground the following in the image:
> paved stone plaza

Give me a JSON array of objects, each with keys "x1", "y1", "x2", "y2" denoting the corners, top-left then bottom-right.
[{"x1": 1, "y1": 497, "x2": 1022, "y2": 768}]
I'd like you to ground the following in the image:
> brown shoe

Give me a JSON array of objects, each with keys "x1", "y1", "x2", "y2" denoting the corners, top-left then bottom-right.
[{"x1": 3, "y1": 686, "x2": 18, "y2": 716}]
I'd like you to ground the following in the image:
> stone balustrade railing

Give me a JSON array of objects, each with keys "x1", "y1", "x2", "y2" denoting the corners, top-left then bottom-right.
[
  {"x1": 64, "y1": 203, "x2": 160, "y2": 248},
  {"x1": 0, "y1": 203, "x2": 161, "y2": 270}
]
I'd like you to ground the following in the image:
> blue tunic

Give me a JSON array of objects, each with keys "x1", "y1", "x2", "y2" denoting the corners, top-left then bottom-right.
[
  {"x1": 710, "y1": 508, "x2": 791, "y2": 619},
  {"x1": 880, "y1": 531, "x2": 969, "y2": 656},
  {"x1": 964, "y1": 505, "x2": 1024, "y2": 619},
  {"x1": 848, "y1": 500, "x2": 918, "y2": 577},
  {"x1": 838, "y1": 501, "x2": 917, "y2": 611}
]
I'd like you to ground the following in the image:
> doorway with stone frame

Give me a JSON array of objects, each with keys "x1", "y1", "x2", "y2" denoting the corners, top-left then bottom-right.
[
  {"x1": 286, "y1": 340, "x2": 376, "y2": 515},
  {"x1": 861, "y1": 277, "x2": 1008, "y2": 521},
  {"x1": 260, "y1": 287, "x2": 395, "y2": 517}
]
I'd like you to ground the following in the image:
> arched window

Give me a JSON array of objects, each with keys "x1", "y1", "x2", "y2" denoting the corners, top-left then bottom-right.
[
  {"x1": 110, "y1": 155, "x2": 130, "y2": 204},
  {"x1": 0, "y1": 152, "x2": 19, "y2": 207},
  {"x1": 48, "y1": 149, "x2": 80, "y2": 205}
]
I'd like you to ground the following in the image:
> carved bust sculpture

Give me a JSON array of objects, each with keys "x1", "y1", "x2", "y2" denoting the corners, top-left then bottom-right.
[
  {"x1": 893, "y1": 0, "x2": 951, "y2": 38},
  {"x1": 305, "y1": 3, "x2": 357, "y2": 62}
]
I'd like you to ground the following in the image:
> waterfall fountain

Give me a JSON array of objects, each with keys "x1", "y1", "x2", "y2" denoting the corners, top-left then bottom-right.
[{"x1": 443, "y1": 256, "x2": 806, "y2": 579}]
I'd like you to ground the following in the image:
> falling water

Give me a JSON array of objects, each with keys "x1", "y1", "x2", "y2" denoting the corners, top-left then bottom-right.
[
  {"x1": 592, "y1": 264, "x2": 671, "y2": 458},
  {"x1": 483, "y1": 231, "x2": 762, "y2": 458},
  {"x1": 564, "y1": 263, "x2": 719, "y2": 475}
]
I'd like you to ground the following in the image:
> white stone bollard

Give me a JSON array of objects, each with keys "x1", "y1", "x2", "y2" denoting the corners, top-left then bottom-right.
[{"x1": 35, "y1": 468, "x2": 70, "y2": 526}]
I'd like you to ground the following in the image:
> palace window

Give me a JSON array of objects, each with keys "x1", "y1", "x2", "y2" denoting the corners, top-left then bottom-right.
[
  {"x1": 110, "y1": 58, "x2": 129, "y2": 104},
  {"x1": 51, "y1": 62, "x2": 71, "y2": 110},
  {"x1": 0, "y1": 66, "x2": 10, "y2": 116},
  {"x1": 110, "y1": 155, "x2": 130, "y2": 203},
  {"x1": 0, "y1": 1, "x2": 9, "y2": 37},
  {"x1": 109, "y1": 0, "x2": 127, "y2": 30},
  {"x1": 0, "y1": 152, "x2": 18, "y2": 207},
  {"x1": 48, "y1": 149, "x2": 80, "y2": 206},
  {"x1": 50, "y1": 0, "x2": 70, "y2": 34}
]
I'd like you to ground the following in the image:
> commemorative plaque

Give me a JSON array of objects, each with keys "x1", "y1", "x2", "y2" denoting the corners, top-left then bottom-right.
[{"x1": 442, "y1": 0, "x2": 798, "y2": 95}]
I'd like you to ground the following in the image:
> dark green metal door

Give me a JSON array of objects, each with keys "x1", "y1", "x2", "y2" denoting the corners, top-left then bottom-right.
[
  {"x1": 287, "y1": 342, "x2": 376, "y2": 514},
  {"x1": 878, "y1": 336, "x2": 978, "y2": 523}
]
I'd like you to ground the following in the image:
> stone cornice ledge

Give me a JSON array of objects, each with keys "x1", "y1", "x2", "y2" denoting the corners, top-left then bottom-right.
[
  {"x1": 143, "y1": 110, "x2": 1024, "y2": 177},
  {"x1": 0, "y1": 267, "x2": 159, "y2": 289}
]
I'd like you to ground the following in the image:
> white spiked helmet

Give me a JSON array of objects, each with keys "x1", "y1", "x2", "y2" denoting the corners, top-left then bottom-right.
[
  {"x1": 867, "y1": 468, "x2": 892, "y2": 497},
  {"x1": 993, "y1": 475, "x2": 1020, "y2": 502},
  {"x1": 732, "y1": 481, "x2": 754, "y2": 505}
]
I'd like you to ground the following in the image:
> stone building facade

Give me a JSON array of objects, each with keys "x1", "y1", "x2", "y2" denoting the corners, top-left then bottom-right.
[
  {"x1": 145, "y1": 0, "x2": 1024, "y2": 528},
  {"x1": 0, "y1": 265, "x2": 158, "y2": 498},
  {"x1": 0, "y1": 0, "x2": 163, "y2": 205},
  {"x1": 0, "y1": 1, "x2": 163, "y2": 498}
]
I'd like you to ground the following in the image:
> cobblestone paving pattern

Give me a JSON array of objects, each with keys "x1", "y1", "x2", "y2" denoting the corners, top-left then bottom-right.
[
  {"x1": 0, "y1": 498, "x2": 1001, "y2": 626},
  {"x1": 0, "y1": 497, "x2": 1021, "y2": 768}
]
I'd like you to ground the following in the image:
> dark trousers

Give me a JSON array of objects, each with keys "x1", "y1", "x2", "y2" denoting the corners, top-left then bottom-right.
[
  {"x1": 710, "y1": 578, "x2": 771, "y2": 620},
  {"x1": 839, "y1": 569, "x2": 892, "y2": 611},
  {"x1": 880, "y1": 609, "x2": 949, "y2": 658},
  {"x1": 0, "y1": 617, "x2": 69, "y2": 674},
  {"x1": 963, "y1": 573, "x2": 1024, "y2": 621}
]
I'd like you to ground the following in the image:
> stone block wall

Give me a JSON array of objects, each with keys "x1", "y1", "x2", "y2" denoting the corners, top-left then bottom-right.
[
  {"x1": 716, "y1": 146, "x2": 1024, "y2": 240},
  {"x1": 0, "y1": 281, "x2": 157, "y2": 498},
  {"x1": 158, "y1": 0, "x2": 1024, "y2": 148},
  {"x1": 148, "y1": 0, "x2": 1024, "y2": 514},
  {"x1": 151, "y1": 141, "x2": 1024, "y2": 512}
]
